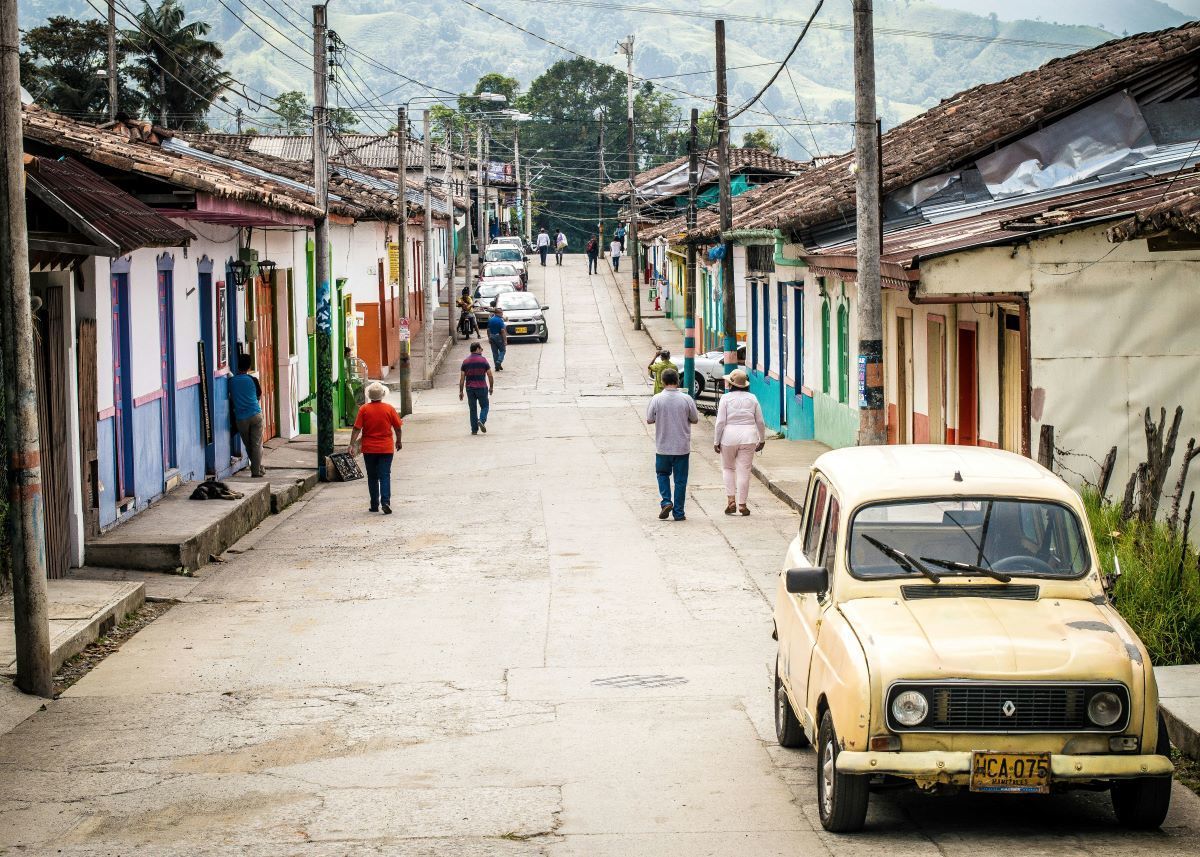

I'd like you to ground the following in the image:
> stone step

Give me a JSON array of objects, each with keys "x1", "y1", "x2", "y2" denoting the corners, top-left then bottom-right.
[{"x1": 85, "y1": 482, "x2": 272, "y2": 573}]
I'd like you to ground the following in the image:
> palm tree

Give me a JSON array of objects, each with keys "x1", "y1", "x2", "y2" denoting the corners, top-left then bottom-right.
[{"x1": 124, "y1": 0, "x2": 229, "y2": 130}]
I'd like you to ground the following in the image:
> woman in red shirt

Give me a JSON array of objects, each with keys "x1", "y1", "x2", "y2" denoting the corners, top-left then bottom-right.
[{"x1": 348, "y1": 382, "x2": 403, "y2": 513}]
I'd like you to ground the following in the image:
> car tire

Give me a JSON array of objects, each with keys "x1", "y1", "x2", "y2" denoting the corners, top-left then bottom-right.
[
  {"x1": 1111, "y1": 714, "x2": 1172, "y2": 830},
  {"x1": 816, "y1": 709, "x2": 869, "y2": 833},
  {"x1": 691, "y1": 375, "x2": 705, "y2": 399},
  {"x1": 775, "y1": 658, "x2": 809, "y2": 749},
  {"x1": 539, "y1": 332, "x2": 548, "y2": 343}
]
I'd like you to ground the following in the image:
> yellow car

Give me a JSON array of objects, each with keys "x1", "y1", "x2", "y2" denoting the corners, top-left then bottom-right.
[{"x1": 773, "y1": 445, "x2": 1173, "y2": 832}]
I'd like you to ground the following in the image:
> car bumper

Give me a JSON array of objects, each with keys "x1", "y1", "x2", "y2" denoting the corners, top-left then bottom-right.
[
  {"x1": 506, "y1": 323, "x2": 545, "y2": 338},
  {"x1": 836, "y1": 751, "x2": 1173, "y2": 782}
]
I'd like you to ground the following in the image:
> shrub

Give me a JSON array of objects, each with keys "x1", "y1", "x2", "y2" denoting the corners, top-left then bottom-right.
[{"x1": 1084, "y1": 490, "x2": 1200, "y2": 666}]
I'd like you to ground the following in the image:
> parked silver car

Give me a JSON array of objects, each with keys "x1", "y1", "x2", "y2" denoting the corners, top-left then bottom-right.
[{"x1": 494, "y1": 291, "x2": 548, "y2": 342}]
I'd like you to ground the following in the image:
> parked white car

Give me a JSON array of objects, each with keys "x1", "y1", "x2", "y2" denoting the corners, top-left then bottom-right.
[{"x1": 692, "y1": 346, "x2": 747, "y2": 396}]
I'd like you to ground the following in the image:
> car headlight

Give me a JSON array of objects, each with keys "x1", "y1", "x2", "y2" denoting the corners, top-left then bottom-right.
[
  {"x1": 1087, "y1": 690, "x2": 1123, "y2": 727},
  {"x1": 891, "y1": 690, "x2": 929, "y2": 727}
]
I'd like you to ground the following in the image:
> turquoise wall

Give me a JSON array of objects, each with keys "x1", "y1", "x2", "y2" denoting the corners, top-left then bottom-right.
[{"x1": 813, "y1": 390, "x2": 859, "y2": 449}]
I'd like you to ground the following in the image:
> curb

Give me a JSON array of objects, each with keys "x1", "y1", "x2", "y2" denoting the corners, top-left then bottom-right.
[
  {"x1": 751, "y1": 462, "x2": 805, "y2": 513},
  {"x1": 1161, "y1": 703, "x2": 1200, "y2": 760}
]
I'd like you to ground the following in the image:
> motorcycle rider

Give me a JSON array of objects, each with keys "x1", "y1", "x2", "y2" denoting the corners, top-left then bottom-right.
[{"x1": 456, "y1": 287, "x2": 480, "y2": 338}]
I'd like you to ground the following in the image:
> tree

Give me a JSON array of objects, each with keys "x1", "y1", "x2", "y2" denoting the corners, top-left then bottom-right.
[
  {"x1": 20, "y1": 17, "x2": 144, "y2": 120},
  {"x1": 515, "y1": 57, "x2": 680, "y2": 245},
  {"x1": 271, "y1": 90, "x2": 310, "y2": 135},
  {"x1": 328, "y1": 107, "x2": 358, "y2": 134},
  {"x1": 123, "y1": 0, "x2": 229, "y2": 130},
  {"x1": 740, "y1": 128, "x2": 780, "y2": 154}
]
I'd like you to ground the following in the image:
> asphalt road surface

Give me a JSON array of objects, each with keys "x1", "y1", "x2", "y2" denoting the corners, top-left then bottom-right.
[{"x1": 2, "y1": 254, "x2": 1197, "y2": 855}]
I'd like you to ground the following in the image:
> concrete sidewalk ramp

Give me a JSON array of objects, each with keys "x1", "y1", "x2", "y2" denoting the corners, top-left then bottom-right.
[
  {"x1": 1, "y1": 577, "x2": 144, "y2": 675},
  {"x1": 85, "y1": 481, "x2": 271, "y2": 573}
]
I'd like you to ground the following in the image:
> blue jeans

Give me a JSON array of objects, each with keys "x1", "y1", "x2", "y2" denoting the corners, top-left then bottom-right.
[
  {"x1": 466, "y1": 387, "x2": 490, "y2": 433},
  {"x1": 655, "y1": 453, "x2": 689, "y2": 518},
  {"x1": 489, "y1": 335, "x2": 506, "y2": 367},
  {"x1": 539, "y1": 246, "x2": 548, "y2": 266},
  {"x1": 362, "y1": 452, "x2": 393, "y2": 508}
]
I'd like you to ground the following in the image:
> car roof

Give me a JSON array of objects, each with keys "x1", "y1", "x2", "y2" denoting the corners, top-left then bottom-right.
[{"x1": 813, "y1": 445, "x2": 1079, "y2": 510}]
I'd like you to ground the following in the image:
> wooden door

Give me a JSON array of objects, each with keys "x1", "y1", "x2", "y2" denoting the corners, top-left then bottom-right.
[
  {"x1": 927, "y1": 317, "x2": 946, "y2": 444},
  {"x1": 957, "y1": 324, "x2": 978, "y2": 446},
  {"x1": 77, "y1": 318, "x2": 100, "y2": 537},
  {"x1": 255, "y1": 274, "x2": 277, "y2": 439},
  {"x1": 896, "y1": 313, "x2": 913, "y2": 444},
  {"x1": 33, "y1": 286, "x2": 70, "y2": 578}
]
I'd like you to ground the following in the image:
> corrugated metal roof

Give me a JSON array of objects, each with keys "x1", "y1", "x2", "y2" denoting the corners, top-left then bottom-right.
[
  {"x1": 25, "y1": 156, "x2": 194, "y2": 253},
  {"x1": 805, "y1": 166, "x2": 1200, "y2": 273}
]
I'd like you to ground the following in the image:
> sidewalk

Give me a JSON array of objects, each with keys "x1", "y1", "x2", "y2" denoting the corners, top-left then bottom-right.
[{"x1": 1156, "y1": 665, "x2": 1200, "y2": 760}]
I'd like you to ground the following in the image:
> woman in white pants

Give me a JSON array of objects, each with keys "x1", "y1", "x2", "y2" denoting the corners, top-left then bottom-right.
[{"x1": 713, "y1": 368, "x2": 766, "y2": 516}]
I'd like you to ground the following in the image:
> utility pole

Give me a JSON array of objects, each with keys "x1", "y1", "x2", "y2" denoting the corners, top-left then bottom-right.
[
  {"x1": 618, "y1": 35, "x2": 641, "y2": 330},
  {"x1": 715, "y1": 20, "x2": 737, "y2": 379},
  {"x1": 476, "y1": 126, "x2": 486, "y2": 254},
  {"x1": 597, "y1": 115, "x2": 605, "y2": 259},
  {"x1": 684, "y1": 107, "x2": 699, "y2": 398},
  {"x1": 235, "y1": 107, "x2": 243, "y2": 135},
  {"x1": 513, "y1": 128, "x2": 522, "y2": 243},
  {"x1": 0, "y1": 0, "x2": 53, "y2": 698},
  {"x1": 106, "y1": 0, "x2": 118, "y2": 120},
  {"x1": 484, "y1": 129, "x2": 491, "y2": 242},
  {"x1": 443, "y1": 122, "x2": 456, "y2": 341},
  {"x1": 463, "y1": 130, "x2": 474, "y2": 328},
  {"x1": 422, "y1": 109, "x2": 435, "y2": 382},
  {"x1": 312, "y1": 4, "x2": 333, "y2": 479},
  {"x1": 853, "y1": 0, "x2": 885, "y2": 445},
  {"x1": 523, "y1": 150, "x2": 533, "y2": 245},
  {"x1": 395, "y1": 107, "x2": 412, "y2": 415}
]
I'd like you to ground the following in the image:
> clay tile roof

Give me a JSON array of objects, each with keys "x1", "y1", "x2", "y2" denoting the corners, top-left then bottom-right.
[
  {"x1": 22, "y1": 105, "x2": 323, "y2": 219},
  {"x1": 600, "y1": 147, "x2": 807, "y2": 198},
  {"x1": 190, "y1": 133, "x2": 465, "y2": 171},
  {"x1": 684, "y1": 22, "x2": 1200, "y2": 241}
]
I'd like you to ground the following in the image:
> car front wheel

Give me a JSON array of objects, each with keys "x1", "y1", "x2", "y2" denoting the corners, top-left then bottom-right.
[
  {"x1": 1111, "y1": 714, "x2": 1173, "y2": 830},
  {"x1": 691, "y1": 374, "x2": 705, "y2": 398},
  {"x1": 816, "y1": 709, "x2": 869, "y2": 833},
  {"x1": 775, "y1": 658, "x2": 808, "y2": 748}
]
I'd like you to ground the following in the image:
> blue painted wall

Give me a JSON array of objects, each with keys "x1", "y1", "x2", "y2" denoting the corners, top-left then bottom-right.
[
  {"x1": 97, "y1": 417, "x2": 117, "y2": 528},
  {"x1": 174, "y1": 385, "x2": 206, "y2": 482},
  {"x1": 210, "y1": 374, "x2": 246, "y2": 478},
  {"x1": 132, "y1": 399, "x2": 165, "y2": 511},
  {"x1": 749, "y1": 372, "x2": 815, "y2": 441}
]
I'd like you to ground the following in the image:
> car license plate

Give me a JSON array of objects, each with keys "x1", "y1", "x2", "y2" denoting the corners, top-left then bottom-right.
[
  {"x1": 970, "y1": 752, "x2": 1050, "y2": 794},
  {"x1": 514, "y1": 326, "x2": 529, "y2": 334}
]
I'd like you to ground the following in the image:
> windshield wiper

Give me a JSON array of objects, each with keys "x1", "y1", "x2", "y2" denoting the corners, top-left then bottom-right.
[
  {"x1": 919, "y1": 556, "x2": 1012, "y2": 583},
  {"x1": 862, "y1": 534, "x2": 941, "y2": 583}
]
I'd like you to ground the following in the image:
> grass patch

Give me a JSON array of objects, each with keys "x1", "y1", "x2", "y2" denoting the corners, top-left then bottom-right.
[{"x1": 1083, "y1": 490, "x2": 1200, "y2": 666}]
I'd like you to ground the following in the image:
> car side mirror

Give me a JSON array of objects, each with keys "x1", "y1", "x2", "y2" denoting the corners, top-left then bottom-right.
[
  {"x1": 785, "y1": 567, "x2": 828, "y2": 594},
  {"x1": 541, "y1": 305, "x2": 549, "y2": 311}
]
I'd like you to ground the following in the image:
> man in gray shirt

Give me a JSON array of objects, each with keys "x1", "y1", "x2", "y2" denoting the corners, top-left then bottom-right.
[{"x1": 645, "y1": 368, "x2": 700, "y2": 521}]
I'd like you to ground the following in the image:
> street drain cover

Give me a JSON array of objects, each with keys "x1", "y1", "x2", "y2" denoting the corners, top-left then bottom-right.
[{"x1": 591, "y1": 674, "x2": 689, "y2": 689}]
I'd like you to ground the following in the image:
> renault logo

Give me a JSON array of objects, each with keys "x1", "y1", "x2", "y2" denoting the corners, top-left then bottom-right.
[{"x1": 1001, "y1": 700, "x2": 1017, "y2": 717}]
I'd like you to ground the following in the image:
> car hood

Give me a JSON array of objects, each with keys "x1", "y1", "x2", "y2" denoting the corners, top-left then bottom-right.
[{"x1": 840, "y1": 595, "x2": 1143, "y2": 682}]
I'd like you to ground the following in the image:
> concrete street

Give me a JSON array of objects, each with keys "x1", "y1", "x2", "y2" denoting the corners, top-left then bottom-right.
[{"x1": 1, "y1": 254, "x2": 1198, "y2": 855}]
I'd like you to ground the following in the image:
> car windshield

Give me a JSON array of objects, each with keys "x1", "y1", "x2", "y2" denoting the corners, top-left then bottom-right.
[
  {"x1": 476, "y1": 283, "x2": 515, "y2": 299},
  {"x1": 482, "y1": 264, "x2": 518, "y2": 278},
  {"x1": 848, "y1": 498, "x2": 1089, "y2": 579},
  {"x1": 497, "y1": 292, "x2": 539, "y2": 310},
  {"x1": 485, "y1": 248, "x2": 522, "y2": 261}
]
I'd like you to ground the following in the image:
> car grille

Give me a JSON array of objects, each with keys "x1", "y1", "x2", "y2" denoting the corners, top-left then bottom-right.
[
  {"x1": 901, "y1": 584, "x2": 1039, "y2": 601},
  {"x1": 886, "y1": 682, "x2": 1129, "y2": 733}
]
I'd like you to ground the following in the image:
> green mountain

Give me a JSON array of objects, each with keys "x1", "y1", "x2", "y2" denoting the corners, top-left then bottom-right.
[
  {"x1": 924, "y1": 0, "x2": 1191, "y2": 36},
  {"x1": 19, "y1": 0, "x2": 1118, "y2": 156}
]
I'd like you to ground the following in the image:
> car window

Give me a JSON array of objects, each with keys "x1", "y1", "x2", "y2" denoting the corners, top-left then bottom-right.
[
  {"x1": 485, "y1": 249, "x2": 522, "y2": 261},
  {"x1": 476, "y1": 283, "x2": 515, "y2": 299},
  {"x1": 497, "y1": 293, "x2": 539, "y2": 310},
  {"x1": 848, "y1": 497, "x2": 1090, "y2": 578},
  {"x1": 803, "y1": 480, "x2": 828, "y2": 563},
  {"x1": 819, "y1": 497, "x2": 841, "y2": 571}
]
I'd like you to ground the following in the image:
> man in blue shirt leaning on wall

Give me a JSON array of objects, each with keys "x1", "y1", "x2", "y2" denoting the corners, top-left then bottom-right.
[{"x1": 230, "y1": 353, "x2": 265, "y2": 477}]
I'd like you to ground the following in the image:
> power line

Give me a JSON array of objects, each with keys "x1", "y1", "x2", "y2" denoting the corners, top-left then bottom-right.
[
  {"x1": 729, "y1": 0, "x2": 823, "y2": 121},
  {"x1": 504, "y1": 0, "x2": 1098, "y2": 50}
]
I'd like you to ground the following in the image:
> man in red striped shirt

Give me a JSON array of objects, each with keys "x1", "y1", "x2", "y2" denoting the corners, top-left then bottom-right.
[{"x1": 458, "y1": 342, "x2": 495, "y2": 435}]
